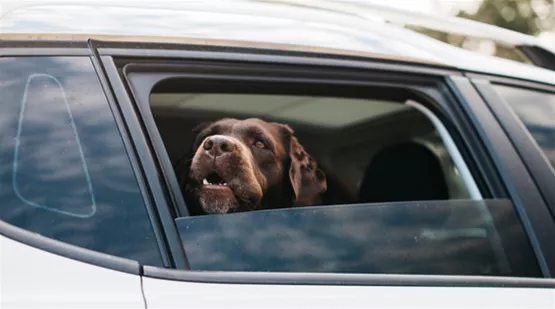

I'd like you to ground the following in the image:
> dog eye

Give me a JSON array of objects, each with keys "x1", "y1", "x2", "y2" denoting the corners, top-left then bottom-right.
[{"x1": 254, "y1": 140, "x2": 266, "y2": 149}]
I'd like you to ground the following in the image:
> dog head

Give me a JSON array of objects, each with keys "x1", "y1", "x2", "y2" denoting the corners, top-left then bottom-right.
[{"x1": 184, "y1": 118, "x2": 327, "y2": 215}]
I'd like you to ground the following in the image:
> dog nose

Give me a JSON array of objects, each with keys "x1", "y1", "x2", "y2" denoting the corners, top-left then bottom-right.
[{"x1": 203, "y1": 136, "x2": 234, "y2": 157}]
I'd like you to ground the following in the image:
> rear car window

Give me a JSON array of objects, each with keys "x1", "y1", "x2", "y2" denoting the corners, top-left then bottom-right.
[
  {"x1": 147, "y1": 83, "x2": 541, "y2": 277},
  {"x1": 177, "y1": 199, "x2": 533, "y2": 276},
  {"x1": 493, "y1": 85, "x2": 555, "y2": 170},
  {"x1": 0, "y1": 57, "x2": 162, "y2": 266}
]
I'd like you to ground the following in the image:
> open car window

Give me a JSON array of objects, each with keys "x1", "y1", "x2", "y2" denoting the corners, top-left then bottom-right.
[
  {"x1": 151, "y1": 94, "x2": 474, "y2": 204},
  {"x1": 148, "y1": 86, "x2": 541, "y2": 277}
]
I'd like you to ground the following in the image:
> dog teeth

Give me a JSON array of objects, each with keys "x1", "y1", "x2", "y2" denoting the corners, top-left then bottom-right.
[{"x1": 202, "y1": 179, "x2": 228, "y2": 186}]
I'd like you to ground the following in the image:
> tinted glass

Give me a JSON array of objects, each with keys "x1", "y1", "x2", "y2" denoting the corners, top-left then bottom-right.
[
  {"x1": 177, "y1": 200, "x2": 540, "y2": 277},
  {"x1": 0, "y1": 57, "x2": 162, "y2": 266},
  {"x1": 495, "y1": 85, "x2": 555, "y2": 169}
]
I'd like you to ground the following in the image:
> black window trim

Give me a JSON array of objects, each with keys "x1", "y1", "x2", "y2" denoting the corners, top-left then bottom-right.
[
  {"x1": 119, "y1": 60, "x2": 499, "y2": 214},
  {"x1": 97, "y1": 55, "x2": 189, "y2": 270},
  {"x1": 117, "y1": 60, "x2": 480, "y2": 219},
  {"x1": 448, "y1": 76, "x2": 555, "y2": 277},
  {"x1": 516, "y1": 45, "x2": 555, "y2": 72},
  {"x1": 88, "y1": 53, "x2": 177, "y2": 269},
  {"x1": 95, "y1": 42, "x2": 506, "y2": 202},
  {"x1": 95, "y1": 43, "x2": 457, "y2": 77},
  {"x1": 118, "y1": 59, "x2": 498, "y2": 202},
  {"x1": 470, "y1": 79, "x2": 555, "y2": 221},
  {"x1": 465, "y1": 72, "x2": 555, "y2": 93},
  {"x1": 109, "y1": 49, "x2": 538, "y2": 278}
]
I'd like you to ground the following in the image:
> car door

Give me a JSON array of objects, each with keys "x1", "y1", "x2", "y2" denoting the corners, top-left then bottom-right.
[
  {"x1": 95, "y1": 43, "x2": 555, "y2": 308},
  {"x1": 0, "y1": 46, "x2": 166, "y2": 308},
  {"x1": 0, "y1": 234, "x2": 144, "y2": 308}
]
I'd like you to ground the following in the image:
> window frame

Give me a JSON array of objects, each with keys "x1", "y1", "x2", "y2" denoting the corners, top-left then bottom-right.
[
  {"x1": 471, "y1": 78, "x2": 555, "y2": 272},
  {"x1": 448, "y1": 76, "x2": 555, "y2": 277},
  {"x1": 121, "y1": 62, "x2": 492, "y2": 213},
  {"x1": 97, "y1": 56, "x2": 189, "y2": 270},
  {"x1": 96, "y1": 42, "x2": 555, "y2": 281},
  {"x1": 470, "y1": 77, "x2": 555, "y2": 220}
]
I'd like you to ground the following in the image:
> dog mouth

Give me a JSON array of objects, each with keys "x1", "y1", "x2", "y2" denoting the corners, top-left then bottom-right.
[
  {"x1": 189, "y1": 158, "x2": 261, "y2": 214},
  {"x1": 197, "y1": 170, "x2": 238, "y2": 214},
  {"x1": 202, "y1": 172, "x2": 228, "y2": 186}
]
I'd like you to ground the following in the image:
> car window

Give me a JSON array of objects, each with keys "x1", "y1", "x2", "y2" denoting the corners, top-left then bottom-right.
[
  {"x1": 493, "y1": 85, "x2": 555, "y2": 170},
  {"x1": 152, "y1": 93, "x2": 473, "y2": 203},
  {"x1": 0, "y1": 57, "x2": 162, "y2": 266},
  {"x1": 149, "y1": 89, "x2": 541, "y2": 277},
  {"x1": 176, "y1": 199, "x2": 536, "y2": 276}
]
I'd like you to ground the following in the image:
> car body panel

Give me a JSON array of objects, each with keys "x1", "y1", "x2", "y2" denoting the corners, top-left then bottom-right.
[
  {"x1": 0, "y1": 236, "x2": 144, "y2": 308},
  {"x1": 0, "y1": 1, "x2": 553, "y2": 86},
  {"x1": 142, "y1": 276, "x2": 555, "y2": 308}
]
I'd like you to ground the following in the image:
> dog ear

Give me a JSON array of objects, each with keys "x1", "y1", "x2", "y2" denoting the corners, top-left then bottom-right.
[{"x1": 276, "y1": 123, "x2": 327, "y2": 206}]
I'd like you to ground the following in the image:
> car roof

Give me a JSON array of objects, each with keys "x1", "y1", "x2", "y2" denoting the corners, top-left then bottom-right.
[{"x1": 1, "y1": 0, "x2": 554, "y2": 86}]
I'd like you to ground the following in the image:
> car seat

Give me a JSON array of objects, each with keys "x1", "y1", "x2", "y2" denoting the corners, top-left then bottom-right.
[{"x1": 358, "y1": 141, "x2": 449, "y2": 203}]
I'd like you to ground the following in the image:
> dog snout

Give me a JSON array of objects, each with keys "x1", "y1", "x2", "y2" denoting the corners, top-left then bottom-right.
[{"x1": 203, "y1": 135, "x2": 236, "y2": 158}]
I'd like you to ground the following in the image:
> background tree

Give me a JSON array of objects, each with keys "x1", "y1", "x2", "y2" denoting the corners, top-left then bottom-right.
[
  {"x1": 457, "y1": 0, "x2": 554, "y2": 36},
  {"x1": 407, "y1": 0, "x2": 554, "y2": 62}
]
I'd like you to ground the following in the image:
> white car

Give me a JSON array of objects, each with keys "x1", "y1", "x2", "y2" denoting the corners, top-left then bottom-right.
[{"x1": 0, "y1": 1, "x2": 555, "y2": 308}]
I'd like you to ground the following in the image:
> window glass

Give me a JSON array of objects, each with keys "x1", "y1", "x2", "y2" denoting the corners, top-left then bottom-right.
[
  {"x1": 176, "y1": 199, "x2": 539, "y2": 276},
  {"x1": 149, "y1": 90, "x2": 539, "y2": 276},
  {"x1": 494, "y1": 85, "x2": 555, "y2": 169},
  {"x1": 0, "y1": 57, "x2": 162, "y2": 266}
]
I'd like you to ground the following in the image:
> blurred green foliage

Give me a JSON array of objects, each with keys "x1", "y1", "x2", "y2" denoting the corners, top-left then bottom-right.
[
  {"x1": 457, "y1": 0, "x2": 554, "y2": 35},
  {"x1": 406, "y1": 0, "x2": 554, "y2": 63}
]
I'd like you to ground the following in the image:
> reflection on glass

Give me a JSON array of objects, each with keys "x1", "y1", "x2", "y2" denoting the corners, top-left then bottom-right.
[
  {"x1": 0, "y1": 57, "x2": 162, "y2": 266},
  {"x1": 177, "y1": 200, "x2": 541, "y2": 277},
  {"x1": 495, "y1": 85, "x2": 555, "y2": 169},
  {"x1": 13, "y1": 73, "x2": 96, "y2": 218}
]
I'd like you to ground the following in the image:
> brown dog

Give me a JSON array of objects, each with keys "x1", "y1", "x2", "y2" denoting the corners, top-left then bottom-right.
[{"x1": 180, "y1": 118, "x2": 327, "y2": 215}]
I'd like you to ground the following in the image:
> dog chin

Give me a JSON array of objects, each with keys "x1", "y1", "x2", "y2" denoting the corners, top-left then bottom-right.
[{"x1": 199, "y1": 187, "x2": 239, "y2": 214}]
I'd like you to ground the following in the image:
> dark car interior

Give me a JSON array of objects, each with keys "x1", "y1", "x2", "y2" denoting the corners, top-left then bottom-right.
[
  {"x1": 144, "y1": 85, "x2": 538, "y2": 277},
  {"x1": 149, "y1": 91, "x2": 471, "y2": 207}
]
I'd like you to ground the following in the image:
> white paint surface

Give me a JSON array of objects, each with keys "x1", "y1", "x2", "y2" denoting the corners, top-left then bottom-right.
[
  {"x1": 0, "y1": 236, "x2": 144, "y2": 308},
  {"x1": 143, "y1": 276, "x2": 555, "y2": 309}
]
